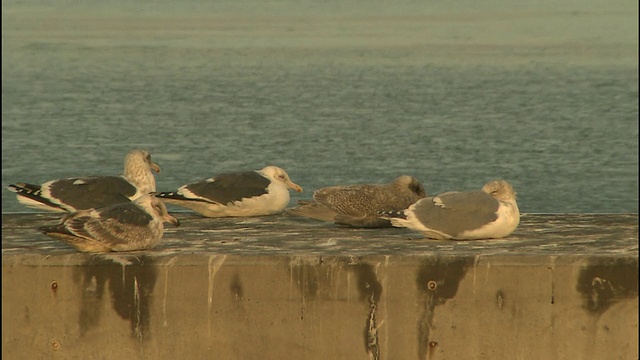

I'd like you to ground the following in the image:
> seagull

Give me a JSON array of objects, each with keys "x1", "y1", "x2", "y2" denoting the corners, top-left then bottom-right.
[
  {"x1": 7, "y1": 149, "x2": 160, "y2": 213},
  {"x1": 38, "y1": 194, "x2": 180, "y2": 252},
  {"x1": 157, "y1": 165, "x2": 303, "y2": 217},
  {"x1": 380, "y1": 179, "x2": 520, "y2": 240},
  {"x1": 287, "y1": 175, "x2": 427, "y2": 228}
]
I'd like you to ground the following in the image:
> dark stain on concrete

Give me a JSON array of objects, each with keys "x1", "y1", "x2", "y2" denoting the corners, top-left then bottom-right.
[
  {"x1": 353, "y1": 263, "x2": 383, "y2": 304},
  {"x1": 288, "y1": 258, "x2": 384, "y2": 303},
  {"x1": 496, "y1": 290, "x2": 505, "y2": 310},
  {"x1": 230, "y1": 272, "x2": 244, "y2": 301},
  {"x1": 290, "y1": 263, "x2": 321, "y2": 301},
  {"x1": 416, "y1": 256, "x2": 474, "y2": 360},
  {"x1": 352, "y1": 263, "x2": 383, "y2": 360},
  {"x1": 24, "y1": 305, "x2": 30, "y2": 323},
  {"x1": 576, "y1": 257, "x2": 638, "y2": 316},
  {"x1": 74, "y1": 255, "x2": 157, "y2": 342},
  {"x1": 288, "y1": 257, "x2": 384, "y2": 359}
]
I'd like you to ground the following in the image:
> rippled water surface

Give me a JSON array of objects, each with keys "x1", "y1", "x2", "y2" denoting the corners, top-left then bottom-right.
[{"x1": 2, "y1": 0, "x2": 638, "y2": 213}]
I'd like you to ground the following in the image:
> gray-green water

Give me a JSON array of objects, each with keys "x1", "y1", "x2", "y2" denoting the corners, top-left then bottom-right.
[{"x1": 2, "y1": 0, "x2": 638, "y2": 214}]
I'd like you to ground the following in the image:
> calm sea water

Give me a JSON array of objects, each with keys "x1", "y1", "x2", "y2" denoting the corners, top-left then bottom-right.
[{"x1": 2, "y1": 0, "x2": 638, "y2": 214}]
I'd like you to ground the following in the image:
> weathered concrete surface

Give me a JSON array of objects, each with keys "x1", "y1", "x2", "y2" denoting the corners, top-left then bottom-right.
[{"x1": 2, "y1": 213, "x2": 638, "y2": 360}]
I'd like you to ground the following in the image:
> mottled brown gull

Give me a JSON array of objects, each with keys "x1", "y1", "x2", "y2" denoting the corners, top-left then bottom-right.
[
  {"x1": 286, "y1": 175, "x2": 427, "y2": 228},
  {"x1": 157, "y1": 165, "x2": 303, "y2": 217},
  {"x1": 38, "y1": 194, "x2": 180, "y2": 252},
  {"x1": 380, "y1": 179, "x2": 520, "y2": 239},
  {"x1": 7, "y1": 149, "x2": 160, "y2": 213}
]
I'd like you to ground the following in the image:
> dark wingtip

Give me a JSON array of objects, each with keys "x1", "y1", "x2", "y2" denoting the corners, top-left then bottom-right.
[
  {"x1": 377, "y1": 210, "x2": 407, "y2": 219},
  {"x1": 7, "y1": 183, "x2": 24, "y2": 193},
  {"x1": 8, "y1": 182, "x2": 40, "y2": 193}
]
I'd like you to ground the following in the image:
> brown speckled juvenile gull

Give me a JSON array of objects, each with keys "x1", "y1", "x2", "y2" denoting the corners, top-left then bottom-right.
[
  {"x1": 380, "y1": 179, "x2": 520, "y2": 240},
  {"x1": 286, "y1": 175, "x2": 427, "y2": 228},
  {"x1": 157, "y1": 165, "x2": 303, "y2": 217},
  {"x1": 7, "y1": 149, "x2": 160, "y2": 213},
  {"x1": 38, "y1": 194, "x2": 180, "y2": 253}
]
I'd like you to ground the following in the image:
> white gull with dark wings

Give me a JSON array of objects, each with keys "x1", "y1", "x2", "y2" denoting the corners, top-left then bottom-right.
[
  {"x1": 158, "y1": 165, "x2": 303, "y2": 217},
  {"x1": 7, "y1": 149, "x2": 160, "y2": 213}
]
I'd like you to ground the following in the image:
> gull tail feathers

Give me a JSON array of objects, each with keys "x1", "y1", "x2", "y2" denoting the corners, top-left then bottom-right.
[
  {"x1": 377, "y1": 209, "x2": 407, "y2": 219},
  {"x1": 156, "y1": 191, "x2": 203, "y2": 203},
  {"x1": 377, "y1": 209, "x2": 409, "y2": 228},
  {"x1": 7, "y1": 183, "x2": 68, "y2": 212}
]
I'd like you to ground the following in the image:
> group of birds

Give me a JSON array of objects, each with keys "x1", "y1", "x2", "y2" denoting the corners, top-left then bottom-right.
[{"x1": 7, "y1": 149, "x2": 520, "y2": 253}]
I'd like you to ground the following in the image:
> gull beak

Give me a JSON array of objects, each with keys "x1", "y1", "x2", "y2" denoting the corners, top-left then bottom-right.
[
  {"x1": 151, "y1": 162, "x2": 161, "y2": 173},
  {"x1": 165, "y1": 213, "x2": 180, "y2": 227},
  {"x1": 287, "y1": 181, "x2": 303, "y2": 193}
]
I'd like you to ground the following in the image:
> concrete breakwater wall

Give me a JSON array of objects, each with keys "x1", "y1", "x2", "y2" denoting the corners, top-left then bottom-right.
[{"x1": 2, "y1": 213, "x2": 638, "y2": 359}]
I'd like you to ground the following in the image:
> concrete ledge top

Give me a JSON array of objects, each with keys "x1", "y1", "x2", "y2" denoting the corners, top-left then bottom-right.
[{"x1": 1, "y1": 213, "x2": 638, "y2": 260}]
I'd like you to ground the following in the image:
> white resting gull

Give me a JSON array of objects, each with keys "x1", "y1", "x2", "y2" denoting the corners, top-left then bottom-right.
[
  {"x1": 380, "y1": 179, "x2": 520, "y2": 240},
  {"x1": 157, "y1": 165, "x2": 303, "y2": 217},
  {"x1": 7, "y1": 149, "x2": 160, "y2": 213}
]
